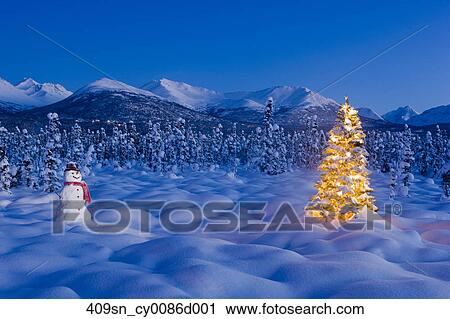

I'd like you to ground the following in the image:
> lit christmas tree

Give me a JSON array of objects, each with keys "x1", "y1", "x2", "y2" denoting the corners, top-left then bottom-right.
[{"x1": 305, "y1": 97, "x2": 377, "y2": 221}]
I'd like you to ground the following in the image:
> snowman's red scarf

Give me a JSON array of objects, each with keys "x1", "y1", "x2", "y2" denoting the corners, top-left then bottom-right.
[{"x1": 63, "y1": 181, "x2": 92, "y2": 204}]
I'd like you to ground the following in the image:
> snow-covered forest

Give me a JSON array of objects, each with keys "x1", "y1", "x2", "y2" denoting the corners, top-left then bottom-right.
[{"x1": 1, "y1": 102, "x2": 450, "y2": 199}]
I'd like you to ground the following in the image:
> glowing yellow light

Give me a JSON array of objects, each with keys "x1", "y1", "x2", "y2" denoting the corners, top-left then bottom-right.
[{"x1": 305, "y1": 97, "x2": 377, "y2": 222}]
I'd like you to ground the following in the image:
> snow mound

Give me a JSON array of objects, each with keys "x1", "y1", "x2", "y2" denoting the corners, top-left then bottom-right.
[{"x1": 1, "y1": 169, "x2": 449, "y2": 298}]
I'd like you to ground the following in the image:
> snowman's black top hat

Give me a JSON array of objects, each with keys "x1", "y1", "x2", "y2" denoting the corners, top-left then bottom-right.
[{"x1": 65, "y1": 162, "x2": 79, "y2": 172}]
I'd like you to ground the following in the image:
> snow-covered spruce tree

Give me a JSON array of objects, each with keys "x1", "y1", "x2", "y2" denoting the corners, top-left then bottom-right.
[
  {"x1": 95, "y1": 128, "x2": 107, "y2": 166},
  {"x1": 303, "y1": 115, "x2": 324, "y2": 169},
  {"x1": 371, "y1": 131, "x2": 394, "y2": 173},
  {"x1": 42, "y1": 113, "x2": 62, "y2": 193},
  {"x1": 284, "y1": 133, "x2": 294, "y2": 172},
  {"x1": 0, "y1": 151, "x2": 11, "y2": 193},
  {"x1": 366, "y1": 130, "x2": 383, "y2": 171},
  {"x1": 433, "y1": 125, "x2": 447, "y2": 177},
  {"x1": 442, "y1": 165, "x2": 450, "y2": 200},
  {"x1": 226, "y1": 123, "x2": 239, "y2": 176},
  {"x1": 83, "y1": 145, "x2": 98, "y2": 176},
  {"x1": 150, "y1": 122, "x2": 164, "y2": 172},
  {"x1": 60, "y1": 129, "x2": 69, "y2": 160},
  {"x1": 163, "y1": 124, "x2": 177, "y2": 172},
  {"x1": 199, "y1": 132, "x2": 213, "y2": 170},
  {"x1": 365, "y1": 130, "x2": 376, "y2": 167},
  {"x1": 375, "y1": 131, "x2": 387, "y2": 172},
  {"x1": 305, "y1": 97, "x2": 377, "y2": 221},
  {"x1": 247, "y1": 126, "x2": 263, "y2": 170},
  {"x1": 172, "y1": 118, "x2": 188, "y2": 172},
  {"x1": 21, "y1": 129, "x2": 38, "y2": 189},
  {"x1": 270, "y1": 124, "x2": 287, "y2": 174},
  {"x1": 141, "y1": 121, "x2": 153, "y2": 167},
  {"x1": 418, "y1": 131, "x2": 435, "y2": 177},
  {"x1": 260, "y1": 98, "x2": 275, "y2": 174},
  {"x1": 8, "y1": 127, "x2": 23, "y2": 188},
  {"x1": 389, "y1": 167, "x2": 397, "y2": 200},
  {"x1": 263, "y1": 97, "x2": 274, "y2": 127},
  {"x1": 109, "y1": 125, "x2": 121, "y2": 168},
  {"x1": 34, "y1": 128, "x2": 45, "y2": 181},
  {"x1": 440, "y1": 140, "x2": 450, "y2": 200},
  {"x1": 379, "y1": 132, "x2": 394, "y2": 173},
  {"x1": 293, "y1": 130, "x2": 307, "y2": 168},
  {"x1": 117, "y1": 125, "x2": 129, "y2": 168},
  {"x1": 293, "y1": 134, "x2": 300, "y2": 164},
  {"x1": 259, "y1": 97, "x2": 287, "y2": 175},
  {"x1": 412, "y1": 133, "x2": 422, "y2": 170},
  {"x1": 0, "y1": 127, "x2": 12, "y2": 193},
  {"x1": 211, "y1": 124, "x2": 224, "y2": 169},
  {"x1": 186, "y1": 126, "x2": 200, "y2": 171},
  {"x1": 69, "y1": 123, "x2": 84, "y2": 167},
  {"x1": 397, "y1": 125, "x2": 414, "y2": 197},
  {"x1": 286, "y1": 132, "x2": 297, "y2": 170},
  {"x1": 260, "y1": 131, "x2": 274, "y2": 174},
  {"x1": 128, "y1": 122, "x2": 140, "y2": 162},
  {"x1": 445, "y1": 136, "x2": 450, "y2": 164},
  {"x1": 238, "y1": 129, "x2": 249, "y2": 167},
  {"x1": 85, "y1": 129, "x2": 95, "y2": 148}
]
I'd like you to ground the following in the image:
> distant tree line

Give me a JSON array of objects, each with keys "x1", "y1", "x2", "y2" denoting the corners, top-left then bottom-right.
[{"x1": 1, "y1": 99, "x2": 450, "y2": 199}]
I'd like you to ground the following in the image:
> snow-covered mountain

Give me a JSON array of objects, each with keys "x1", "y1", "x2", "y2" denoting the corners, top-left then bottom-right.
[
  {"x1": 356, "y1": 107, "x2": 383, "y2": 121},
  {"x1": 222, "y1": 85, "x2": 337, "y2": 110},
  {"x1": 407, "y1": 104, "x2": 450, "y2": 126},
  {"x1": 209, "y1": 86, "x2": 341, "y2": 125},
  {"x1": 15, "y1": 77, "x2": 72, "y2": 105},
  {"x1": 381, "y1": 104, "x2": 450, "y2": 127},
  {"x1": 142, "y1": 78, "x2": 222, "y2": 111},
  {"x1": 0, "y1": 77, "x2": 71, "y2": 112},
  {"x1": 382, "y1": 106, "x2": 419, "y2": 124},
  {"x1": 73, "y1": 77, "x2": 156, "y2": 98},
  {"x1": 142, "y1": 79, "x2": 392, "y2": 126},
  {"x1": 0, "y1": 78, "x2": 36, "y2": 111},
  {"x1": 5, "y1": 75, "x2": 450, "y2": 128},
  {"x1": 143, "y1": 79, "x2": 346, "y2": 125},
  {"x1": 144, "y1": 79, "x2": 338, "y2": 112},
  {"x1": 21, "y1": 78, "x2": 234, "y2": 131}
]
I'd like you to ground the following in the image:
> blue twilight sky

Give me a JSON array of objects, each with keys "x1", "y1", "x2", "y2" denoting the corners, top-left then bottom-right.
[{"x1": 0, "y1": 0, "x2": 449, "y2": 113}]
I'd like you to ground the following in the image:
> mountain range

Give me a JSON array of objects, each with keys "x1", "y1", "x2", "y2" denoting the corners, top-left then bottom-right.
[
  {"x1": 143, "y1": 79, "x2": 367, "y2": 127},
  {"x1": 141, "y1": 79, "x2": 450, "y2": 128},
  {"x1": 0, "y1": 76, "x2": 449, "y2": 129},
  {"x1": 0, "y1": 77, "x2": 71, "y2": 112},
  {"x1": 15, "y1": 78, "x2": 233, "y2": 131},
  {"x1": 382, "y1": 106, "x2": 419, "y2": 124}
]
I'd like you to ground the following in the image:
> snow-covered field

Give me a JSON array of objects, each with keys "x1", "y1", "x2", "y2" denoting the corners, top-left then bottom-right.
[{"x1": 0, "y1": 168, "x2": 449, "y2": 298}]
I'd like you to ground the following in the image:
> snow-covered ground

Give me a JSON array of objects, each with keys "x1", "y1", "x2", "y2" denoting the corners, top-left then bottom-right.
[{"x1": 0, "y1": 168, "x2": 449, "y2": 298}]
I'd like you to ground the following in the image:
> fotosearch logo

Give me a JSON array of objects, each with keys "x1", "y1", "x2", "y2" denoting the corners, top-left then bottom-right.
[{"x1": 52, "y1": 200, "x2": 400, "y2": 234}]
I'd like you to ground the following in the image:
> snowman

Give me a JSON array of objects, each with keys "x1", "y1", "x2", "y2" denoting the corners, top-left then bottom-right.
[{"x1": 59, "y1": 162, "x2": 92, "y2": 222}]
